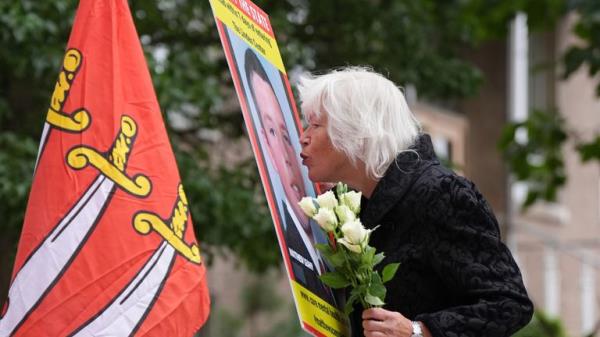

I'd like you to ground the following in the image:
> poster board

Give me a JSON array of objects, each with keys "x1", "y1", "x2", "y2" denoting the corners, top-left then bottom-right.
[{"x1": 209, "y1": 0, "x2": 349, "y2": 336}]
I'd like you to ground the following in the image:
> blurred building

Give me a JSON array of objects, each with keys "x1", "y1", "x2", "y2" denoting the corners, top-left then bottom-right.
[{"x1": 415, "y1": 13, "x2": 600, "y2": 336}]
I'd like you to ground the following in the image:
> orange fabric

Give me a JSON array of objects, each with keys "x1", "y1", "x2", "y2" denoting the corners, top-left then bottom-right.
[{"x1": 4, "y1": 0, "x2": 210, "y2": 336}]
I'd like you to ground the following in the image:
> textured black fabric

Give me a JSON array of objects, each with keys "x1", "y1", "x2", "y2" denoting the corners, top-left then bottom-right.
[{"x1": 349, "y1": 134, "x2": 533, "y2": 337}]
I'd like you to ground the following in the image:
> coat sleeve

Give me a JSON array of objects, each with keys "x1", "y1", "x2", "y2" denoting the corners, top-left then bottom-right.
[{"x1": 414, "y1": 176, "x2": 533, "y2": 337}]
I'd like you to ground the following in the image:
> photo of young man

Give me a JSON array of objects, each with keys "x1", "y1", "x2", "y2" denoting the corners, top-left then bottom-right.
[
  {"x1": 212, "y1": 7, "x2": 349, "y2": 333},
  {"x1": 241, "y1": 47, "x2": 335, "y2": 304}
]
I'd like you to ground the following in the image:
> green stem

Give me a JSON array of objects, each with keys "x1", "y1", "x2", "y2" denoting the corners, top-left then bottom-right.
[{"x1": 332, "y1": 226, "x2": 370, "y2": 309}]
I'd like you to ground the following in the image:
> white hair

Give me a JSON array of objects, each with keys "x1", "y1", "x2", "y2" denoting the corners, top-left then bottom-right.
[{"x1": 297, "y1": 66, "x2": 421, "y2": 179}]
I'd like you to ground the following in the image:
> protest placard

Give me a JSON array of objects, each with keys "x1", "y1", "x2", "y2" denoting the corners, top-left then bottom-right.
[{"x1": 210, "y1": 1, "x2": 349, "y2": 336}]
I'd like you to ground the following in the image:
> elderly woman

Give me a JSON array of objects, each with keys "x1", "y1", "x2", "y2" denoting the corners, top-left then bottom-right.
[{"x1": 298, "y1": 67, "x2": 533, "y2": 337}]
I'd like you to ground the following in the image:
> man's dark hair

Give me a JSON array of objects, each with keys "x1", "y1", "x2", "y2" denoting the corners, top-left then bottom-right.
[{"x1": 244, "y1": 48, "x2": 270, "y2": 86}]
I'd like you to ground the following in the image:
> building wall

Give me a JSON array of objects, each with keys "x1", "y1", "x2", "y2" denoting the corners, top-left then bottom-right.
[
  {"x1": 556, "y1": 14, "x2": 600, "y2": 242},
  {"x1": 419, "y1": 14, "x2": 600, "y2": 335},
  {"x1": 459, "y1": 40, "x2": 510, "y2": 232},
  {"x1": 514, "y1": 13, "x2": 600, "y2": 336},
  {"x1": 554, "y1": 13, "x2": 600, "y2": 335},
  {"x1": 414, "y1": 102, "x2": 468, "y2": 172}
]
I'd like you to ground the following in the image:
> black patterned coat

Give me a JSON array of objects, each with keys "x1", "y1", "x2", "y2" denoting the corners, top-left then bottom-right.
[{"x1": 349, "y1": 134, "x2": 533, "y2": 337}]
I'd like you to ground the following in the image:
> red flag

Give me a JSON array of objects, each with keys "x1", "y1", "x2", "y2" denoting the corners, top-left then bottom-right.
[{"x1": 0, "y1": 0, "x2": 210, "y2": 336}]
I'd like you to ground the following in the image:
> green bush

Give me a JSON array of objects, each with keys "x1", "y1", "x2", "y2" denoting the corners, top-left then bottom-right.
[{"x1": 513, "y1": 310, "x2": 568, "y2": 337}]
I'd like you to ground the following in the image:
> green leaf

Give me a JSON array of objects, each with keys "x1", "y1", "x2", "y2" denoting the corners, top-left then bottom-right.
[
  {"x1": 316, "y1": 243, "x2": 346, "y2": 268},
  {"x1": 315, "y1": 243, "x2": 333, "y2": 255},
  {"x1": 319, "y1": 271, "x2": 351, "y2": 289},
  {"x1": 344, "y1": 291, "x2": 360, "y2": 316},
  {"x1": 497, "y1": 109, "x2": 568, "y2": 209},
  {"x1": 361, "y1": 246, "x2": 376, "y2": 265},
  {"x1": 382, "y1": 263, "x2": 400, "y2": 283},
  {"x1": 577, "y1": 136, "x2": 600, "y2": 162},
  {"x1": 329, "y1": 249, "x2": 347, "y2": 267},
  {"x1": 368, "y1": 274, "x2": 386, "y2": 300},
  {"x1": 347, "y1": 250, "x2": 362, "y2": 264},
  {"x1": 364, "y1": 293, "x2": 385, "y2": 307},
  {"x1": 373, "y1": 252, "x2": 385, "y2": 266}
]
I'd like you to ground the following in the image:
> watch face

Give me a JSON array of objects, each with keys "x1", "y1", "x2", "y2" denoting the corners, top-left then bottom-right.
[{"x1": 411, "y1": 321, "x2": 423, "y2": 337}]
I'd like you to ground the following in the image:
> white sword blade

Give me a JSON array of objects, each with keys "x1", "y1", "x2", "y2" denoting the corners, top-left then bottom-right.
[
  {"x1": 33, "y1": 123, "x2": 51, "y2": 174},
  {"x1": 0, "y1": 175, "x2": 114, "y2": 336},
  {"x1": 71, "y1": 242, "x2": 175, "y2": 337}
]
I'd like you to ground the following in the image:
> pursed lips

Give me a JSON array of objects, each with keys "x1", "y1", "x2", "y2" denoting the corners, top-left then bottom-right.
[{"x1": 300, "y1": 153, "x2": 309, "y2": 166}]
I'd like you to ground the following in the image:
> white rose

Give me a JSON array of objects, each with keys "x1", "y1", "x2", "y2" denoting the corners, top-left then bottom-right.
[
  {"x1": 338, "y1": 219, "x2": 370, "y2": 253},
  {"x1": 313, "y1": 207, "x2": 338, "y2": 232},
  {"x1": 334, "y1": 205, "x2": 355, "y2": 224},
  {"x1": 337, "y1": 237, "x2": 362, "y2": 253},
  {"x1": 298, "y1": 197, "x2": 317, "y2": 217},
  {"x1": 340, "y1": 190, "x2": 362, "y2": 214},
  {"x1": 316, "y1": 191, "x2": 338, "y2": 209}
]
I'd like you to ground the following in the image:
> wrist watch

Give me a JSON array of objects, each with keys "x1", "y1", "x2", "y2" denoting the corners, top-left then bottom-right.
[{"x1": 411, "y1": 321, "x2": 423, "y2": 337}]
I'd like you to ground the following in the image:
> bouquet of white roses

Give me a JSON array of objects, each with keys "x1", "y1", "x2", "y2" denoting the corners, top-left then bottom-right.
[{"x1": 298, "y1": 182, "x2": 399, "y2": 315}]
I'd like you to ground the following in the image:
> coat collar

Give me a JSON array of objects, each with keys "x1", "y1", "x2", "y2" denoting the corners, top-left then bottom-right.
[{"x1": 361, "y1": 134, "x2": 439, "y2": 227}]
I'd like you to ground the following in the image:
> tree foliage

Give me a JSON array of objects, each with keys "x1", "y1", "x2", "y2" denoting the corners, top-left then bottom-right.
[
  {"x1": 500, "y1": 0, "x2": 600, "y2": 208},
  {"x1": 498, "y1": 110, "x2": 567, "y2": 208},
  {"x1": 0, "y1": 0, "x2": 584, "y2": 281},
  {"x1": 512, "y1": 310, "x2": 568, "y2": 337}
]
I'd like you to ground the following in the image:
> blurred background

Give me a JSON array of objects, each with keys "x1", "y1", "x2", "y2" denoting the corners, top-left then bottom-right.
[{"x1": 1, "y1": 0, "x2": 600, "y2": 336}]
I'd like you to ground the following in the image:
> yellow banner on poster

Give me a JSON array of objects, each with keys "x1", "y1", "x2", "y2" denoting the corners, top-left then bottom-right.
[
  {"x1": 291, "y1": 281, "x2": 350, "y2": 337},
  {"x1": 210, "y1": 0, "x2": 286, "y2": 74}
]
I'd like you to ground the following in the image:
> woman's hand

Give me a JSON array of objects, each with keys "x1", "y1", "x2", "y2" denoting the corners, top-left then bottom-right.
[{"x1": 362, "y1": 308, "x2": 432, "y2": 337}]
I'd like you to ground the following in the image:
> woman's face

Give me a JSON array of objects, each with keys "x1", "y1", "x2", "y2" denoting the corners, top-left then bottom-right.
[
  {"x1": 251, "y1": 73, "x2": 307, "y2": 221},
  {"x1": 300, "y1": 113, "x2": 351, "y2": 183}
]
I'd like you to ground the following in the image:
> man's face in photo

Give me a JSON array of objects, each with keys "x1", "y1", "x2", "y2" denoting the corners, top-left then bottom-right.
[{"x1": 250, "y1": 72, "x2": 308, "y2": 225}]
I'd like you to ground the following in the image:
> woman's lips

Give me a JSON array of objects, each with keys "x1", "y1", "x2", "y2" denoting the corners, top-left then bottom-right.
[{"x1": 300, "y1": 153, "x2": 309, "y2": 165}]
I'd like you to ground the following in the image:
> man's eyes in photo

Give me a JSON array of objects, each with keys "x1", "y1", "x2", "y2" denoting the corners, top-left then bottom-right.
[{"x1": 282, "y1": 132, "x2": 292, "y2": 145}]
